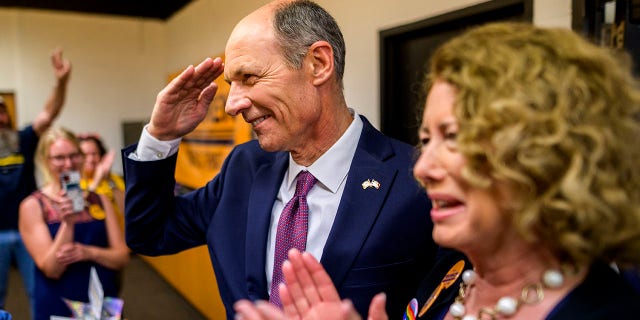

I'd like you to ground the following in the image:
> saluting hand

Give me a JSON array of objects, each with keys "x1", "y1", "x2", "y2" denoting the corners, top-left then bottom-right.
[{"x1": 148, "y1": 57, "x2": 224, "y2": 141}]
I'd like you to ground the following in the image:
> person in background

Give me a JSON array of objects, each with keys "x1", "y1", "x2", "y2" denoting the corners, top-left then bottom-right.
[
  {"x1": 122, "y1": 0, "x2": 439, "y2": 318},
  {"x1": 234, "y1": 22, "x2": 640, "y2": 320},
  {"x1": 0, "y1": 48, "x2": 71, "y2": 315},
  {"x1": 19, "y1": 127, "x2": 129, "y2": 320},
  {"x1": 77, "y1": 133, "x2": 125, "y2": 229}
]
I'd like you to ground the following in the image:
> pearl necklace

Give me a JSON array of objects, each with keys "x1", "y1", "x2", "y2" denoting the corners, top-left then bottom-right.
[{"x1": 448, "y1": 268, "x2": 565, "y2": 320}]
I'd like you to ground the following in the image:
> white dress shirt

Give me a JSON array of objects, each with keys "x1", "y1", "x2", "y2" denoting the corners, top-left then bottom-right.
[
  {"x1": 130, "y1": 112, "x2": 364, "y2": 293},
  {"x1": 265, "y1": 114, "x2": 362, "y2": 291}
]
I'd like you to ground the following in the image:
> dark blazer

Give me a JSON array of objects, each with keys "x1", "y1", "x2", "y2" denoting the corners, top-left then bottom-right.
[
  {"x1": 547, "y1": 262, "x2": 640, "y2": 319},
  {"x1": 413, "y1": 251, "x2": 640, "y2": 320},
  {"x1": 122, "y1": 116, "x2": 438, "y2": 319}
]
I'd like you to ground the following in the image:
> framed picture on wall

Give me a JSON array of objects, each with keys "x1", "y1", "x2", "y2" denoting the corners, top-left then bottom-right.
[{"x1": 0, "y1": 92, "x2": 17, "y2": 130}]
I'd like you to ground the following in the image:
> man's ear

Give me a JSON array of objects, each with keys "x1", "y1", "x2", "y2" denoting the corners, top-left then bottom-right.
[{"x1": 306, "y1": 41, "x2": 334, "y2": 86}]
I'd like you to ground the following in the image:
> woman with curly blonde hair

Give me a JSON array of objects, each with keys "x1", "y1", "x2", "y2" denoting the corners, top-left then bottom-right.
[{"x1": 233, "y1": 22, "x2": 640, "y2": 320}]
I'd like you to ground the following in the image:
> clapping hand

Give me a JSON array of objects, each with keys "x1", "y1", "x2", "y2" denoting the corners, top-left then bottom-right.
[
  {"x1": 91, "y1": 150, "x2": 116, "y2": 186},
  {"x1": 234, "y1": 249, "x2": 389, "y2": 320}
]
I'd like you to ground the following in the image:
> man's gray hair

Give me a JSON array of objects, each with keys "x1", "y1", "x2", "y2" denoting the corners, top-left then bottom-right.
[{"x1": 273, "y1": 0, "x2": 346, "y2": 88}]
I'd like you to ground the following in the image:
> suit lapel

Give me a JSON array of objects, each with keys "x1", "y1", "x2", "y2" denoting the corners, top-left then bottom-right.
[
  {"x1": 320, "y1": 118, "x2": 398, "y2": 287},
  {"x1": 245, "y1": 153, "x2": 288, "y2": 300}
]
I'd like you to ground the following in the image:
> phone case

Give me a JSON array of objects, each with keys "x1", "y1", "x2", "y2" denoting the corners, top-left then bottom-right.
[{"x1": 61, "y1": 171, "x2": 85, "y2": 212}]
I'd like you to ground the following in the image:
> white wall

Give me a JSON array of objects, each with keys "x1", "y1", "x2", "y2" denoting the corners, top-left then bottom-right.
[
  {"x1": 0, "y1": 9, "x2": 167, "y2": 174},
  {"x1": 165, "y1": 0, "x2": 271, "y2": 72},
  {"x1": 0, "y1": 0, "x2": 572, "y2": 175},
  {"x1": 316, "y1": 0, "x2": 571, "y2": 124},
  {"x1": 163, "y1": 0, "x2": 571, "y2": 125}
]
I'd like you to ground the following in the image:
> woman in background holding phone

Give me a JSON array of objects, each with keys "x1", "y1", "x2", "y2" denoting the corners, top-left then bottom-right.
[{"x1": 18, "y1": 127, "x2": 129, "y2": 320}]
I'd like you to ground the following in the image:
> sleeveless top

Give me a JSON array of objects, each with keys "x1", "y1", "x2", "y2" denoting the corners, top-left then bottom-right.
[{"x1": 31, "y1": 190, "x2": 119, "y2": 320}]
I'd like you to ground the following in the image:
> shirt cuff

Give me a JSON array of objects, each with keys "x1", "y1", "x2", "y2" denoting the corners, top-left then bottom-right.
[{"x1": 127, "y1": 124, "x2": 181, "y2": 161}]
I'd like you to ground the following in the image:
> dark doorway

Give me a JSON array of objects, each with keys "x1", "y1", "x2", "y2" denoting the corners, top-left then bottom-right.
[
  {"x1": 380, "y1": 0, "x2": 532, "y2": 146},
  {"x1": 573, "y1": 0, "x2": 640, "y2": 77}
]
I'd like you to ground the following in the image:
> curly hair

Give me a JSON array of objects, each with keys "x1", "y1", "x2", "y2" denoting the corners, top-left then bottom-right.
[
  {"x1": 427, "y1": 22, "x2": 640, "y2": 267},
  {"x1": 35, "y1": 127, "x2": 82, "y2": 186}
]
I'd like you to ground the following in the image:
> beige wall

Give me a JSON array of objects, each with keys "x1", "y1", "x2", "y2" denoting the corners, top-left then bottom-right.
[
  {"x1": 0, "y1": 9, "x2": 167, "y2": 175},
  {"x1": 319, "y1": 0, "x2": 571, "y2": 124},
  {"x1": 0, "y1": 0, "x2": 572, "y2": 316},
  {"x1": 165, "y1": 0, "x2": 571, "y2": 126},
  {"x1": 0, "y1": 0, "x2": 571, "y2": 175},
  {"x1": 166, "y1": 0, "x2": 271, "y2": 72}
]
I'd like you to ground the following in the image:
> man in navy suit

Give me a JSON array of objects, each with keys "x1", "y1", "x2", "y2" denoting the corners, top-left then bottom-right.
[{"x1": 122, "y1": 1, "x2": 437, "y2": 318}]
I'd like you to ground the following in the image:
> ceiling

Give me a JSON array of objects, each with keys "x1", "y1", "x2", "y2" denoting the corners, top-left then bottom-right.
[{"x1": 0, "y1": 0, "x2": 193, "y2": 20}]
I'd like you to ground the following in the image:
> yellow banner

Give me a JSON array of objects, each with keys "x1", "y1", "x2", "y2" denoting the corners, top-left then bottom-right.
[{"x1": 173, "y1": 56, "x2": 252, "y2": 189}]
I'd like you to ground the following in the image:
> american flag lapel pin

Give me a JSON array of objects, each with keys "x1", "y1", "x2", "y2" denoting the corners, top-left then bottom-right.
[{"x1": 361, "y1": 179, "x2": 381, "y2": 190}]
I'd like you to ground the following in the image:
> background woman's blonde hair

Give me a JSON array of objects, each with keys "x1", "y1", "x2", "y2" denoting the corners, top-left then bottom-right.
[
  {"x1": 428, "y1": 22, "x2": 640, "y2": 267},
  {"x1": 35, "y1": 127, "x2": 81, "y2": 186}
]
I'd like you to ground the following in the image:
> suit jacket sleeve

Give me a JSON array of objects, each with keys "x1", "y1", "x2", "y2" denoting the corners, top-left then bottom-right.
[{"x1": 122, "y1": 143, "x2": 223, "y2": 255}]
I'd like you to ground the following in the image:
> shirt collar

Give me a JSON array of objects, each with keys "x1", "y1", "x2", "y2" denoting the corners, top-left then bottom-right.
[{"x1": 286, "y1": 110, "x2": 363, "y2": 193}]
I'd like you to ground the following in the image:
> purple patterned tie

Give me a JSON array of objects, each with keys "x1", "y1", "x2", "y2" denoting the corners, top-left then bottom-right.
[{"x1": 269, "y1": 170, "x2": 317, "y2": 308}]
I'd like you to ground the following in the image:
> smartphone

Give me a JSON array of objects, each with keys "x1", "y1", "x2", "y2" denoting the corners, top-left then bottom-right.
[{"x1": 60, "y1": 170, "x2": 85, "y2": 212}]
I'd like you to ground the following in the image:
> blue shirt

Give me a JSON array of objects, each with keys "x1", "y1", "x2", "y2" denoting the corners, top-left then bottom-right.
[{"x1": 0, "y1": 126, "x2": 38, "y2": 230}]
